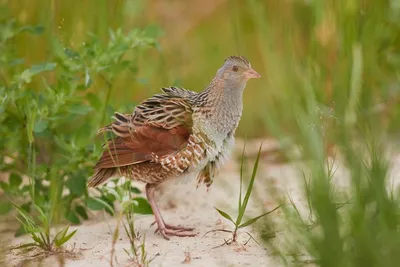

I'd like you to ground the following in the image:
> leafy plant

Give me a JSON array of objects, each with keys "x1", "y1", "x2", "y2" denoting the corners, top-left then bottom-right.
[
  {"x1": 108, "y1": 180, "x2": 155, "y2": 267},
  {"x1": 122, "y1": 210, "x2": 155, "y2": 267},
  {"x1": 0, "y1": 14, "x2": 159, "y2": 245},
  {"x1": 210, "y1": 144, "x2": 282, "y2": 245},
  {"x1": 11, "y1": 203, "x2": 77, "y2": 251}
]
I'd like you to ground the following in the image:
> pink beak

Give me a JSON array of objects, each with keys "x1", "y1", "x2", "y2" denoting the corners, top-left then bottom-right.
[{"x1": 245, "y1": 68, "x2": 261, "y2": 79}]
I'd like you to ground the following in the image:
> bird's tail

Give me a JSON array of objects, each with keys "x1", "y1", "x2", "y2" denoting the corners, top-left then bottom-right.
[{"x1": 87, "y1": 167, "x2": 118, "y2": 188}]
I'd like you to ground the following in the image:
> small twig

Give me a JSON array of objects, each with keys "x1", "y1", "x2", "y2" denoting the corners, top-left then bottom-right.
[
  {"x1": 10, "y1": 243, "x2": 40, "y2": 251},
  {"x1": 212, "y1": 238, "x2": 232, "y2": 249},
  {"x1": 243, "y1": 236, "x2": 252, "y2": 246},
  {"x1": 244, "y1": 231, "x2": 261, "y2": 246},
  {"x1": 202, "y1": 229, "x2": 232, "y2": 238}
]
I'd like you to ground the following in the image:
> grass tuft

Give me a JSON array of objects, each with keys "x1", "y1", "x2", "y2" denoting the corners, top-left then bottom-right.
[{"x1": 211, "y1": 144, "x2": 282, "y2": 245}]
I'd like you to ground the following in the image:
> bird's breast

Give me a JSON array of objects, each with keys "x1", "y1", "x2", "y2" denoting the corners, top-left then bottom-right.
[{"x1": 200, "y1": 126, "x2": 236, "y2": 164}]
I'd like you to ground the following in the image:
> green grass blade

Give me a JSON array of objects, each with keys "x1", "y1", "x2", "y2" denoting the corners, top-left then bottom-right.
[
  {"x1": 33, "y1": 204, "x2": 48, "y2": 226},
  {"x1": 238, "y1": 204, "x2": 282, "y2": 229},
  {"x1": 239, "y1": 143, "x2": 247, "y2": 213},
  {"x1": 214, "y1": 207, "x2": 235, "y2": 224},
  {"x1": 54, "y1": 225, "x2": 70, "y2": 242},
  {"x1": 55, "y1": 229, "x2": 77, "y2": 248},
  {"x1": 236, "y1": 144, "x2": 263, "y2": 226},
  {"x1": 30, "y1": 232, "x2": 43, "y2": 245}
]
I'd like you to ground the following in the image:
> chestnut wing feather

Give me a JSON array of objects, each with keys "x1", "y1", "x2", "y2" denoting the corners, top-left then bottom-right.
[{"x1": 95, "y1": 92, "x2": 194, "y2": 170}]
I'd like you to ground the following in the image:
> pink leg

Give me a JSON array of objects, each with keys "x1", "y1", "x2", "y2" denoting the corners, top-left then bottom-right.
[{"x1": 145, "y1": 184, "x2": 196, "y2": 240}]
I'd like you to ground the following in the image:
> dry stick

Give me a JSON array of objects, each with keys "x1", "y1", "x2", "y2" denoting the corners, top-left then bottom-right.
[
  {"x1": 244, "y1": 232, "x2": 261, "y2": 246},
  {"x1": 202, "y1": 229, "x2": 232, "y2": 237},
  {"x1": 110, "y1": 211, "x2": 124, "y2": 267},
  {"x1": 212, "y1": 238, "x2": 233, "y2": 249}
]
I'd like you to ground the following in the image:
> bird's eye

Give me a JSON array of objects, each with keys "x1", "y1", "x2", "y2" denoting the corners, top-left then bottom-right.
[{"x1": 232, "y1": 65, "x2": 238, "y2": 72}]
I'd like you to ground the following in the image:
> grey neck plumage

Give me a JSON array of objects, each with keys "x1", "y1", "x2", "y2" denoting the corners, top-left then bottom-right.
[{"x1": 194, "y1": 77, "x2": 246, "y2": 134}]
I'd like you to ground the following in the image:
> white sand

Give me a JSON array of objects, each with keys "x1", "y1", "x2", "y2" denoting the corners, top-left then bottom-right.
[{"x1": 4, "y1": 139, "x2": 400, "y2": 266}]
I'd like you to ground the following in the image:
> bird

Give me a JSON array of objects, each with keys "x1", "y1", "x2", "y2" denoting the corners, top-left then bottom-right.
[{"x1": 88, "y1": 56, "x2": 261, "y2": 240}]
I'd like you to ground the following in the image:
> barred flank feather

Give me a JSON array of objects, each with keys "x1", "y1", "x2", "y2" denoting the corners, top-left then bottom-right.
[{"x1": 88, "y1": 167, "x2": 118, "y2": 187}]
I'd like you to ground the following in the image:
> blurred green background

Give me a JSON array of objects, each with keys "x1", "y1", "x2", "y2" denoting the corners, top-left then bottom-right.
[
  {"x1": 4, "y1": 0, "x2": 273, "y2": 137},
  {"x1": 4, "y1": 0, "x2": 400, "y2": 138},
  {"x1": 2, "y1": 0, "x2": 400, "y2": 266}
]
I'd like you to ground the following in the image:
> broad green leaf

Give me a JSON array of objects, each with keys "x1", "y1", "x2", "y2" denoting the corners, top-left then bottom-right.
[
  {"x1": 214, "y1": 207, "x2": 235, "y2": 224},
  {"x1": 19, "y1": 63, "x2": 56, "y2": 84},
  {"x1": 236, "y1": 144, "x2": 263, "y2": 226},
  {"x1": 130, "y1": 186, "x2": 141, "y2": 194},
  {"x1": 33, "y1": 120, "x2": 48, "y2": 133},
  {"x1": 104, "y1": 187, "x2": 120, "y2": 201},
  {"x1": 132, "y1": 197, "x2": 153, "y2": 214},
  {"x1": 30, "y1": 63, "x2": 57, "y2": 75},
  {"x1": 75, "y1": 205, "x2": 88, "y2": 220},
  {"x1": 0, "y1": 201, "x2": 12, "y2": 215},
  {"x1": 66, "y1": 176, "x2": 86, "y2": 196},
  {"x1": 21, "y1": 185, "x2": 31, "y2": 193},
  {"x1": 66, "y1": 210, "x2": 80, "y2": 224},
  {"x1": 69, "y1": 104, "x2": 93, "y2": 115},
  {"x1": 86, "y1": 197, "x2": 114, "y2": 215},
  {"x1": 238, "y1": 205, "x2": 282, "y2": 229},
  {"x1": 0, "y1": 181, "x2": 8, "y2": 191},
  {"x1": 86, "y1": 197, "x2": 105, "y2": 210},
  {"x1": 9, "y1": 173, "x2": 22, "y2": 187}
]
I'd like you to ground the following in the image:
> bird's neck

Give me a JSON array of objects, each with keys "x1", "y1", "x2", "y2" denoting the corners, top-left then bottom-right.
[
  {"x1": 195, "y1": 77, "x2": 246, "y2": 135},
  {"x1": 198, "y1": 77, "x2": 246, "y2": 108}
]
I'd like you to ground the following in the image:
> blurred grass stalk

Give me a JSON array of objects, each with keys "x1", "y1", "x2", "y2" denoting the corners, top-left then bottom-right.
[{"x1": 248, "y1": 0, "x2": 400, "y2": 266}]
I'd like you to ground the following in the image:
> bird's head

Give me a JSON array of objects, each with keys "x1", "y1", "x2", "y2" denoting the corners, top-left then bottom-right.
[{"x1": 216, "y1": 56, "x2": 261, "y2": 84}]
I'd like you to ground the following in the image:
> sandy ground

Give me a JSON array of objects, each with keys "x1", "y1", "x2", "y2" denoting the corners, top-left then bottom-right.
[{"x1": 3, "y1": 139, "x2": 399, "y2": 267}]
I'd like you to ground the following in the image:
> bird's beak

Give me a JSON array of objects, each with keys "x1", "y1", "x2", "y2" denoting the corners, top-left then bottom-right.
[{"x1": 245, "y1": 68, "x2": 261, "y2": 79}]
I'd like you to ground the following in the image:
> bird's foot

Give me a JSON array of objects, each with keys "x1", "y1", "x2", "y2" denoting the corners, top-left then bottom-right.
[
  {"x1": 158, "y1": 227, "x2": 197, "y2": 240},
  {"x1": 164, "y1": 223, "x2": 195, "y2": 232},
  {"x1": 151, "y1": 221, "x2": 196, "y2": 240}
]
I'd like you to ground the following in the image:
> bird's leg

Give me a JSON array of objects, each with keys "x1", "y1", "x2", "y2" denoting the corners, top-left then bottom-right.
[{"x1": 145, "y1": 184, "x2": 196, "y2": 240}]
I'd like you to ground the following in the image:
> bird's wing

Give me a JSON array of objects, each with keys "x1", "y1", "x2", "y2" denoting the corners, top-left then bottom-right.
[
  {"x1": 132, "y1": 92, "x2": 194, "y2": 129},
  {"x1": 95, "y1": 91, "x2": 194, "y2": 169},
  {"x1": 160, "y1": 86, "x2": 198, "y2": 98}
]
